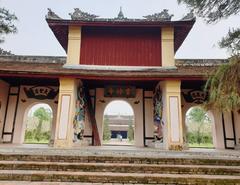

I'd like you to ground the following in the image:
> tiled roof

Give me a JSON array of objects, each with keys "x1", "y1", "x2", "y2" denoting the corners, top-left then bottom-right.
[{"x1": 0, "y1": 55, "x2": 227, "y2": 79}]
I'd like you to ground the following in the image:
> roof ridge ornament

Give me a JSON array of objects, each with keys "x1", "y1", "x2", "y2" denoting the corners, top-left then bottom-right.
[
  {"x1": 181, "y1": 10, "x2": 195, "y2": 21},
  {"x1": 114, "y1": 7, "x2": 128, "y2": 21},
  {"x1": 69, "y1": 8, "x2": 99, "y2": 20},
  {"x1": 143, "y1": 9, "x2": 173, "y2": 21},
  {"x1": 118, "y1": 7, "x2": 124, "y2": 19},
  {"x1": 46, "y1": 8, "x2": 62, "y2": 20}
]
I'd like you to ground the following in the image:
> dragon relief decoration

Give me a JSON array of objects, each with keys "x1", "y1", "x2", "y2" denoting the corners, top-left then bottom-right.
[
  {"x1": 73, "y1": 85, "x2": 86, "y2": 142},
  {"x1": 143, "y1": 9, "x2": 173, "y2": 21},
  {"x1": 69, "y1": 8, "x2": 99, "y2": 20},
  {"x1": 153, "y1": 86, "x2": 164, "y2": 142},
  {"x1": 46, "y1": 8, "x2": 62, "y2": 20}
]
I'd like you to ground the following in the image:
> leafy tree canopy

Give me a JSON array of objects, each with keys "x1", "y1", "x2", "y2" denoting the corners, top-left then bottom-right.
[
  {"x1": 0, "y1": 7, "x2": 18, "y2": 43},
  {"x1": 33, "y1": 107, "x2": 51, "y2": 122},
  {"x1": 187, "y1": 107, "x2": 209, "y2": 123},
  {"x1": 0, "y1": 7, "x2": 17, "y2": 55}
]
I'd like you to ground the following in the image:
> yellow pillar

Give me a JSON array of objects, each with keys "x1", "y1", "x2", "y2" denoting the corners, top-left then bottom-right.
[
  {"x1": 160, "y1": 80, "x2": 183, "y2": 150},
  {"x1": 54, "y1": 78, "x2": 78, "y2": 148},
  {"x1": 66, "y1": 26, "x2": 81, "y2": 65},
  {"x1": 161, "y1": 27, "x2": 175, "y2": 67}
]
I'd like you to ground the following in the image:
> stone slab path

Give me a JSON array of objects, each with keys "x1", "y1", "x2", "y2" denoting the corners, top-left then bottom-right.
[{"x1": 0, "y1": 144, "x2": 239, "y2": 160}]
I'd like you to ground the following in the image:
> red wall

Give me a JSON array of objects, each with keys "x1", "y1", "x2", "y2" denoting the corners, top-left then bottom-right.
[{"x1": 80, "y1": 27, "x2": 161, "y2": 66}]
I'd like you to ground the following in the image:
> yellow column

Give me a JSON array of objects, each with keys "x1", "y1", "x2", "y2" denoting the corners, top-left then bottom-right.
[
  {"x1": 66, "y1": 26, "x2": 81, "y2": 65},
  {"x1": 160, "y1": 80, "x2": 183, "y2": 150},
  {"x1": 161, "y1": 27, "x2": 175, "y2": 67},
  {"x1": 54, "y1": 78, "x2": 78, "y2": 148}
]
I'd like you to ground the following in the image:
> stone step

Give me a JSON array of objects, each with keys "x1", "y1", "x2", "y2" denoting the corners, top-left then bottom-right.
[
  {"x1": 0, "y1": 154, "x2": 240, "y2": 166},
  {"x1": 0, "y1": 161, "x2": 239, "y2": 176},
  {"x1": 0, "y1": 170, "x2": 240, "y2": 184},
  {"x1": 0, "y1": 182, "x2": 148, "y2": 185}
]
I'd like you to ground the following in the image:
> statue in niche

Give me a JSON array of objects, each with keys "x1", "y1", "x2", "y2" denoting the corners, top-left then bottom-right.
[
  {"x1": 73, "y1": 86, "x2": 85, "y2": 142},
  {"x1": 153, "y1": 86, "x2": 164, "y2": 142}
]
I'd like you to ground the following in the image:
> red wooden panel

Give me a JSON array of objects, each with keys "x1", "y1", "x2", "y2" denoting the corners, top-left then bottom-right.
[{"x1": 80, "y1": 27, "x2": 161, "y2": 66}]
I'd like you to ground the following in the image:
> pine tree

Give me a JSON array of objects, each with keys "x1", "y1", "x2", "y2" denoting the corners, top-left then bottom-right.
[
  {"x1": 33, "y1": 107, "x2": 51, "y2": 142},
  {"x1": 127, "y1": 120, "x2": 134, "y2": 141},
  {"x1": 103, "y1": 117, "x2": 111, "y2": 141}
]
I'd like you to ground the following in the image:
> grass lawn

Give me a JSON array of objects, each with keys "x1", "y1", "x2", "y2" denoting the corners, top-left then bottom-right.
[
  {"x1": 24, "y1": 139, "x2": 49, "y2": 144},
  {"x1": 188, "y1": 143, "x2": 214, "y2": 148}
]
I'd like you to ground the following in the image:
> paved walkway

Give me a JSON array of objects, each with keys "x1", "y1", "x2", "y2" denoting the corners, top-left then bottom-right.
[{"x1": 0, "y1": 144, "x2": 239, "y2": 159}]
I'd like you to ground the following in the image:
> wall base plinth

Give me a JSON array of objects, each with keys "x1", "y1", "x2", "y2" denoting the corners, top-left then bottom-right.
[
  {"x1": 169, "y1": 144, "x2": 183, "y2": 151},
  {"x1": 54, "y1": 139, "x2": 73, "y2": 148}
]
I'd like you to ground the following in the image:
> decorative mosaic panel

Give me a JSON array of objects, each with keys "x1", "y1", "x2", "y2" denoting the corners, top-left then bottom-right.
[
  {"x1": 73, "y1": 86, "x2": 86, "y2": 142},
  {"x1": 153, "y1": 85, "x2": 163, "y2": 142}
]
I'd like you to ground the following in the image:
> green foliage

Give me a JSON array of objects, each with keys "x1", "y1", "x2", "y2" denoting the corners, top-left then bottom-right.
[
  {"x1": 33, "y1": 107, "x2": 51, "y2": 141},
  {"x1": 33, "y1": 107, "x2": 51, "y2": 122},
  {"x1": 0, "y1": 7, "x2": 18, "y2": 43},
  {"x1": 187, "y1": 107, "x2": 209, "y2": 123},
  {"x1": 205, "y1": 57, "x2": 240, "y2": 111},
  {"x1": 24, "y1": 130, "x2": 50, "y2": 144},
  {"x1": 127, "y1": 120, "x2": 134, "y2": 141},
  {"x1": 103, "y1": 117, "x2": 111, "y2": 141},
  {"x1": 187, "y1": 132, "x2": 212, "y2": 146}
]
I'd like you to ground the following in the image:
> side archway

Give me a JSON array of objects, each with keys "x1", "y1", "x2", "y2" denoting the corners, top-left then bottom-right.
[
  {"x1": 21, "y1": 103, "x2": 53, "y2": 144},
  {"x1": 185, "y1": 106, "x2": 216, "y2": 148}
]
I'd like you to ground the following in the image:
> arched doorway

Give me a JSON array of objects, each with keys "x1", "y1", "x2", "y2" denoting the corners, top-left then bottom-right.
[
  {"x1": 103, "y1": 100, "x2": 135, "y2": 146},
  {"x1": 23, "y1": 103, "x2": 53, "y2": 144},
  {"x1": 185, "y1": 106, "x2": 214, "y2": 148}
]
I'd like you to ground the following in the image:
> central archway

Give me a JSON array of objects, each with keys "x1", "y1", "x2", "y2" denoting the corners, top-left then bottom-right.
[{"x1": 103, "y1": 100, "x2": 135, "y2": 146}]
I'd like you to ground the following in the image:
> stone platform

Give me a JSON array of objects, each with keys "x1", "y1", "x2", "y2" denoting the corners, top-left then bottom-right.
[
  {"x1": 0, "y1": 144, "x2": 239, "y2": 159},
  {"x1": 0, "y1": 144, "x2": 239, "y2": 184}
]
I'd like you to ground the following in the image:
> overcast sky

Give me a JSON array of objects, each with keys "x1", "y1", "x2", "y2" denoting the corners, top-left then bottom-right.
[
  {"x1": 1, "y1": 0, "x2": 239, "y2": 59},
  {"x1": 104, "y1": 100, "x2": 134, "y2": 115}
]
